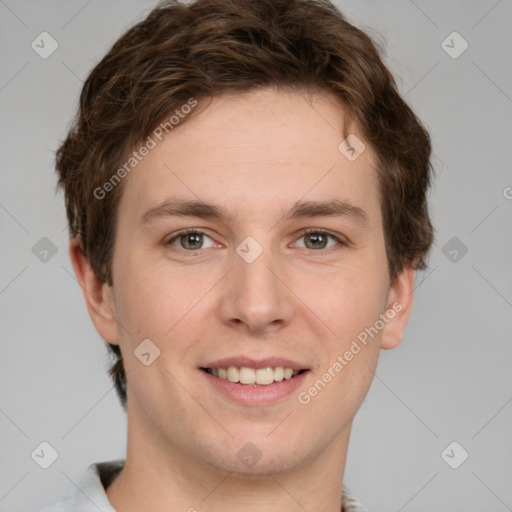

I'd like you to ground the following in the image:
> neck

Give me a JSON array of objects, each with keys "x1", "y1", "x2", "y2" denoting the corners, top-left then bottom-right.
[{"x1": 106, "y1": 406, "x2": 352, "y2": 512}]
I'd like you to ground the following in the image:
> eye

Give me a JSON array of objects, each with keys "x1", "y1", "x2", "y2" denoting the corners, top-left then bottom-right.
[
  {"x1": 164, "y1": 227, "x2": 347, "y2": 253},
  {"x1": 293, "y1": 228, "x2": 345, "y2": 251},
  {"x1": 165, "y1": 229, "x2": 216, "y2": 251}
]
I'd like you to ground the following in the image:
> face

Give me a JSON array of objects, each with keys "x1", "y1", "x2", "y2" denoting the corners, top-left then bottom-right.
[{"x1": 96, "y1": 88, "x2": 413, "y2": 475}]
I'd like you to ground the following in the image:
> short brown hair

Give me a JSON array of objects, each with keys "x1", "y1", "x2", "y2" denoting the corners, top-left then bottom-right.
[{"x1": 56, "y1": 0, "x2": 435, "y2": 410}]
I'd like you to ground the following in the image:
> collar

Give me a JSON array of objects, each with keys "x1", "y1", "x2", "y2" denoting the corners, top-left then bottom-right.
[{"x1": 40, "y1": 459, "x2": 368, "y2": 511}]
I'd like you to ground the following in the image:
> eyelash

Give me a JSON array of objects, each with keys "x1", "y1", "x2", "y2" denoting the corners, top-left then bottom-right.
[{"x1": 164, "y1": 227, "x2": 347, "y2": 253}]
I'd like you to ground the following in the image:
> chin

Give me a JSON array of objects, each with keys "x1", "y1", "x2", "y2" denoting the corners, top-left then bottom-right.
[
  {"x1": 197, "y1": 435, "x2": 311, "y2": 477},
  {"x1": 210, "y1": 453, "x2": 303, "y2": 478}
]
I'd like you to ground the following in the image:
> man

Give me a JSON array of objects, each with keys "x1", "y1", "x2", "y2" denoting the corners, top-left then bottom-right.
[{"x1": 40, "y1": 0, "x2": 434, "y2": 510}]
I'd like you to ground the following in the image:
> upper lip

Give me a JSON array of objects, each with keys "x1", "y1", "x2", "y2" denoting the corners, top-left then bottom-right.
[{"x1": 202, "y1": 356, "x2": 309, "y2": 371}]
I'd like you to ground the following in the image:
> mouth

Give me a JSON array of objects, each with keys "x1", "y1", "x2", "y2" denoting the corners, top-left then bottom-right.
[
  {"x1": 199, "y1": 357, "x2": 310, "y2": 405},
  {"x1": 201, "y1": 366, "x2": 308, "y2": 386}
]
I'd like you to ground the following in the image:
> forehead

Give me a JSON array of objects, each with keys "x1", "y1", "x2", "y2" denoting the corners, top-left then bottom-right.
[{"x1": 118, "y1": 88, "x2": 381, "y2": 228}]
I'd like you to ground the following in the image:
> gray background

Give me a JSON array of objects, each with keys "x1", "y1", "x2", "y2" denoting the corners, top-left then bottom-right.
[{"x1": 1, "y1": 1, "x2": 511, "y2": 511}]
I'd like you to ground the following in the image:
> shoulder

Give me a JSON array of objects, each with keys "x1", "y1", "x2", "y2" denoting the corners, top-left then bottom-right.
[
  {"x1": 342, "y1": 484, "x2": 369, "y2": 512},
  {"x1": 35, "y1": 459, "x2": 125, "y2": 512}
]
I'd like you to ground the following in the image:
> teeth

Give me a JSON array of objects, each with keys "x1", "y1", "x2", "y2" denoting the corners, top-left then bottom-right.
[
  {"x1": 273, "y1": 366, "x2": 284, "y2": 381},
  {"x1": 210, "y1": 365, "x2": 301, "y2": 386},
  {"x1": 227, "y1": 366, "x2": 239, "y2": 383},
  {"x1": 239, "y1": 367, "x2": 256, "y2": 384},
  {"x1": 255, "y1": 367, "x2": 274, "y2": 385}
]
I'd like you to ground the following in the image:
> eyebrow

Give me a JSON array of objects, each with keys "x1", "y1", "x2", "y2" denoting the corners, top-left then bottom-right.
[{"x1": 139, "y1": 198, "x2": 370, "y2": 228}]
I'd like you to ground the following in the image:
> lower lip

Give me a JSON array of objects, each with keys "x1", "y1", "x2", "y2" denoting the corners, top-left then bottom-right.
[{"x1": 200, "y1": 370, "x2": 309, "y2": 406}]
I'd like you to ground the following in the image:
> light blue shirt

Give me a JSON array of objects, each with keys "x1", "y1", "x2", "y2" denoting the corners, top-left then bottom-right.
[{"x1": 37, "y1": 459, "x2": 368, "y2": 511}]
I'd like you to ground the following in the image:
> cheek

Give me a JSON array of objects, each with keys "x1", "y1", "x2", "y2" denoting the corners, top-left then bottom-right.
[
  {"x1": 112, "y1": 265, "x2": 167, "y2": 351},
  {"x1": 314, "y1": 265, "x2": 388, "y2": 339},
  {"x1": 309, "y1": 313, "x2": 381, "y2": 420},
  {"x1": 113, "y1": 255, "x2": 209, "y2": 362},
  {"x1": 306, "y1": 260, "x2": 388, "y2": 405}
]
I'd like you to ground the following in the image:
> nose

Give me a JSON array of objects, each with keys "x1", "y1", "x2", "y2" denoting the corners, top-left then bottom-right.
[{"x1": 218, "y1": 240, "x2": 295, "y2": 334}]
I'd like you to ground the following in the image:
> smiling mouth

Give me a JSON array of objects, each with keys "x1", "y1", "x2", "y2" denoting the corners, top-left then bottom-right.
[{"x1": 201, "y1": 366, "x2": 308, "y2": 386}]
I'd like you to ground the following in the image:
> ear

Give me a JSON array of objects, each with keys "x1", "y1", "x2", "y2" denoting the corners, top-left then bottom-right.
[
  {"x1": 379, "y1": 265, "x2": 416, "y2": 350},
  {"x1": 68, "y1": 238, "x2": 119, "y2": 345}
]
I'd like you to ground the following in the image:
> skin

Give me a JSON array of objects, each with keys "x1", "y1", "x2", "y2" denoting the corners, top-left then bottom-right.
[{"x1": 70, "y1": 87, "x2": 415, "y2": 512}]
